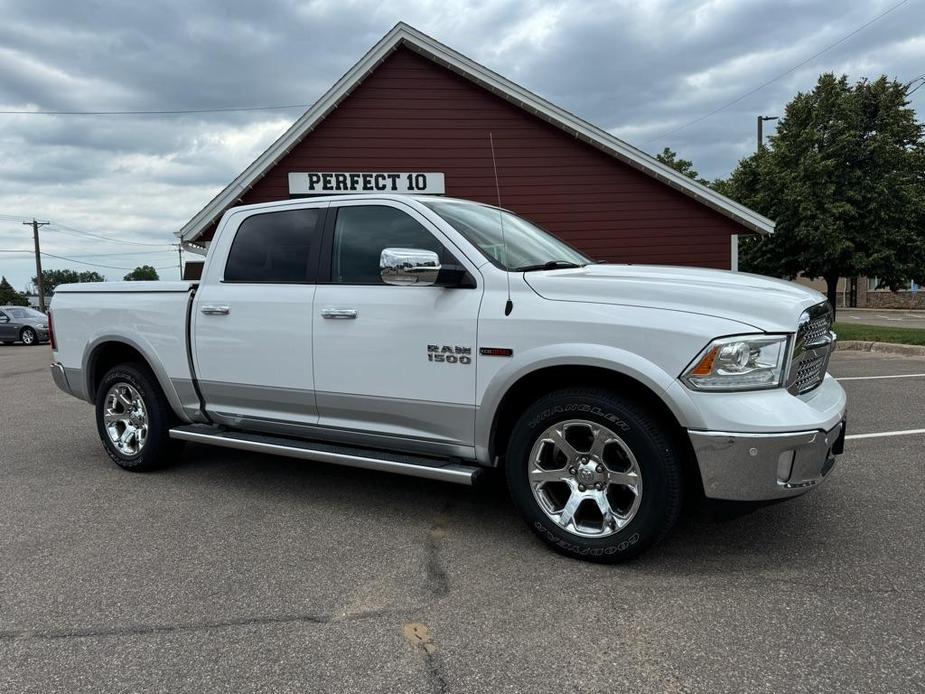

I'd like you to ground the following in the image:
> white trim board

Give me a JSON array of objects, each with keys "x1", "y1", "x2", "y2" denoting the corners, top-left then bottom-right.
[{"x1": 176, "y1": 22, "x2": 776, "y2": 244}]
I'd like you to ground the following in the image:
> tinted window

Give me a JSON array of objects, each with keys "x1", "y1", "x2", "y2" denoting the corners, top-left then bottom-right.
[
  {"x1": 332, "y1": 206, "x2": 444, "y2": 284},
  {"x1": 7, "y1": 308, "x2": 44, "y2": 319},
  {"x1": 224, "y1": 208, "x2": 322, "y2": 283}
]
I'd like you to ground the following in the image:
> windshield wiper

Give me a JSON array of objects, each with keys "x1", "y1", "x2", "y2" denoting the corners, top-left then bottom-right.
[{"x1": 516, "y1": 260, "x2": 584, "y2": 272}]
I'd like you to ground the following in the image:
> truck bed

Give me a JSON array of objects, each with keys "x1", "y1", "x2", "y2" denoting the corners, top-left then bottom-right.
[{"x1": 50, "y1": 281, "x2": 197, "y2": 411}]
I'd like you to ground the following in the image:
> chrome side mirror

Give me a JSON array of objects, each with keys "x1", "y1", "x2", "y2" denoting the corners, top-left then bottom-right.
[{"x1": 380, "y1": 248, "x2": 441, "y2": 286}]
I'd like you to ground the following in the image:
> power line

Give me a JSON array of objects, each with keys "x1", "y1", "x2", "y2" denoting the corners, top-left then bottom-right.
[
  {"x1": 0, "y1": 248, "x2": 176, "y2": 258},
  {"x1": 646, "y1": 0, "x2": 912, "y2": 144},
  {"x1": 0, "y1": 213, "x2": 176, "y2": 248},
  {"x1": 905, "y1": 75, "x2": 925, "y2": 96},
  {"x1": 0, "y1": 248, "x2": 173, "y2": 270},
  {"x1": 36, "y1": 252, "x2": 174, "y2": 271},
  {"x1": 45, "y1": 222, "x2": 174, "y2": 247},
  {"x1": 0, "y1": 104, "x2": 309, "y2": 116}
]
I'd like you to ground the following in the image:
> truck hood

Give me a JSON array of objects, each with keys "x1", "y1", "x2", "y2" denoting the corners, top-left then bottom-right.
[{"x1": 523, "y1": 264, "x2": 826, "y2": 333}]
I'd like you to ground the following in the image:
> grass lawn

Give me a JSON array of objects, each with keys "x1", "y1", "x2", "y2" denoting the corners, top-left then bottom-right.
[{"x1": 834, "y1": 322, "x2": 925, "y2": 346}]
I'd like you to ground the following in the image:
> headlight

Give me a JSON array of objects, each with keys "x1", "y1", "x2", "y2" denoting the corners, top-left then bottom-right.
[{"x1": 682, "y1": 335, "x2": 789, "y2": 391}]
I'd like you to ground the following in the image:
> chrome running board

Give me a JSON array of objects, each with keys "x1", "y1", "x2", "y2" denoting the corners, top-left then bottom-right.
[{"x1": 169, "y1": 424, "x2": 481, "y2": 486}]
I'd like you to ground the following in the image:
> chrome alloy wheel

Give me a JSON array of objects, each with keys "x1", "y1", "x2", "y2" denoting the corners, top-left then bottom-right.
[
  {"x1": 21, "y1": 329, "x2": 35, "y2": 345},
  {"x1": 528, "y1": 419, "x2": 643, "y2": 538},
  {"x1": 103, "y1": 383, "x2": 148, "y2": 456}
]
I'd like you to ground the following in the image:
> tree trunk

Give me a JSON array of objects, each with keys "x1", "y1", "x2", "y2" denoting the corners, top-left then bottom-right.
[{"x1": 824, "y1": 273, "x2": 839, "y2": 320}]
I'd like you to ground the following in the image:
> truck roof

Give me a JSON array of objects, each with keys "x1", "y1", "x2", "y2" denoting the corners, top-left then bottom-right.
[{"x1": 225, "y1": 194, "x2": 494, "y2": 215}]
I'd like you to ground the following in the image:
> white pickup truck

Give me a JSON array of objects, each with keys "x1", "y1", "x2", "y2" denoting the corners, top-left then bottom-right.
[{"x1": 49, "y1": 194, "x2": 846, "y2": 561}]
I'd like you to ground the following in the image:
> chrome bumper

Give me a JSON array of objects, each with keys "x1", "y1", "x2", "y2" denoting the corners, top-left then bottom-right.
[
  {"x1": 689, "y1": 419, "x2": 846, "y2": 501},
  {"x1": 50, "y1": 362, "x2": 72, "y2": 396}
]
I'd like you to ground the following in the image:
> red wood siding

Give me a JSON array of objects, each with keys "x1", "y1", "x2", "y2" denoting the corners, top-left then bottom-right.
[{"x1": 217, "y1": 46, "x2": 746, "y2": 268}]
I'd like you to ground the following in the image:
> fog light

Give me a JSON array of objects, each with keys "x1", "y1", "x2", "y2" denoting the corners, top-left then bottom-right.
[{"x1": 777, "y1": 450, "x2": 795, "y2": 482}]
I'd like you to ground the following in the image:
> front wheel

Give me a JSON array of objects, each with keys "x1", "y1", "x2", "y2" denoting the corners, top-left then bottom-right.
[
  {"x1": 95, "y1": 363, "x2": 182, "y2": 471},
  {"x1": 20, "y1": 327, "x2": 37, "y2": 345},
  {"x1": 505, "y1": 388, "x2": 683, "y2": 563}
]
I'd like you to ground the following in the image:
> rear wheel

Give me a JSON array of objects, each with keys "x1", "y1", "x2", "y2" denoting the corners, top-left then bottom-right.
[
  {"x1": 20, "y1": 327, "x2": 37, "y2": 345},
  {"x1": 505, "y1": 388, "x2": 683, "y2": 563},
  {"x1": 95, "y1": 363, "x2": 183, "y2": 471}
]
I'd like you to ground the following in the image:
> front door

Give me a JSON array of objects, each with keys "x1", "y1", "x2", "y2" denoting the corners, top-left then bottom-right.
[
  {"x1": 192, "y1": 203, "x2": 326, "y2": 429},
  {"x1": 0, "y1": 310, "x2": 15, "y2": 340},
  {"x1": 312, "y1": 201, "x2": 482, "y2": 453}
]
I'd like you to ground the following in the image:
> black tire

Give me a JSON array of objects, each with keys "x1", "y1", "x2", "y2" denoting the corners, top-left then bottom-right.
[
  {"x1": 505, "y1": 387, "x2": 683, "y2": 563},
  {"x1": 20, "y1": 327, "x2": 37, "y2": 345},
  {"x1": 95, "y1": 363, "x2": 183, "y2": 472}
]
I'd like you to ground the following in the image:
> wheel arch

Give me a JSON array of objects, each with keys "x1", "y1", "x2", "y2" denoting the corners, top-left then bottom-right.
[
  {"x1": 82, "y1": 337, "x2": 189, "y2": 423},
  {"x1": 483, "y1": 362, "x2": 703, "y2": 496}
]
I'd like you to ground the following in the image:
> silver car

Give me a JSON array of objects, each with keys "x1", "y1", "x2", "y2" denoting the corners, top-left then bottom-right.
[{"x1": 0, "y1": 306, "x2": 49, "y2": 346}]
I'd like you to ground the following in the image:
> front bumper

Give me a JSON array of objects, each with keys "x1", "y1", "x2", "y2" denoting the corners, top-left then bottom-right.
[{"x1": 689, "y1": 419, "x2": 845, "y2": 500}]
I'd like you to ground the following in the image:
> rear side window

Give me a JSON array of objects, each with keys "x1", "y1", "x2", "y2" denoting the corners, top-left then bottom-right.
[
  {"x1": 332, "y1": 205, "x2": 444, "y2": 284},
  {"x1": 224, "y1": 208, "x2": 322, "y2": 283}
]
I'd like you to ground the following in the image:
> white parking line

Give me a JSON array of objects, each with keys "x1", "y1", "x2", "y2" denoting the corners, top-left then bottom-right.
[
  {"x1": 846, "y1": 428, "x2": 925, "y2": 441},
  {"x1": 837, "y1": 373, "x2": 925, "y2": 381}
]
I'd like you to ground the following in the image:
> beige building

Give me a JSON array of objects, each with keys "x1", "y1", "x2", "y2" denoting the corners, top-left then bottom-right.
[{"x1": 795, "y1": 276, "x2": 924, "y2": 309}]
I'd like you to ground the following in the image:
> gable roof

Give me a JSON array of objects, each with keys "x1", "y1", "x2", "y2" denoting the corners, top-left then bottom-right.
[{"x1": 177, "y1": 22, "x2": 774, "y2": 245}]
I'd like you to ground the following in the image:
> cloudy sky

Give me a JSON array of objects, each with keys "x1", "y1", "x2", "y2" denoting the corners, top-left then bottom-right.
[{"x1": 1, "y1": 0, "x2": 923, "y2": 289}]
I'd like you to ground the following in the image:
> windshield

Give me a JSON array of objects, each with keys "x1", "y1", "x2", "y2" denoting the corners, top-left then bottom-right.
[
  {"x1": 5, "y1": 308, "x2": 45, "y2": 320},
  {"x1": 423, "y1": 200, "x2": 589, "y2": 271}
]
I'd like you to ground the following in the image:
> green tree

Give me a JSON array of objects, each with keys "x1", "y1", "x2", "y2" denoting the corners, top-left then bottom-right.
[
  {"x1": 725, "y1": 73, "x2": 925, "y2": 310},
  {"x1": 32, "y1": 269, "x2": 106, "y2": 295},
  {"x1": 0, "y1": 276, "x2": 29, "y2": 305},
  {"x1": 123, "y1": 265, "x2": 159, "y2": 281},
  {"x1": 656, "y1": 147, "x2": 709, "y2": 184}
]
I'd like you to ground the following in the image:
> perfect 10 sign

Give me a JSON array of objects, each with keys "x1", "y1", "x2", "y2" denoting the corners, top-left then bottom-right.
[{"x1": 289, "y1": 172, "x2": 445, "y2": 195}]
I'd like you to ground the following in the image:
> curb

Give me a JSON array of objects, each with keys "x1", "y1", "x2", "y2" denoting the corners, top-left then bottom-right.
[{"x1": 837, "y1": 340, "x2": 925, "y2": 357}]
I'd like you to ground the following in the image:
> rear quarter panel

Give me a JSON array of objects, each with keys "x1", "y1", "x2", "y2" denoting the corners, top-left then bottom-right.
[{"x1": 51, "y1": 284, "x2": 195, "y2": 419}]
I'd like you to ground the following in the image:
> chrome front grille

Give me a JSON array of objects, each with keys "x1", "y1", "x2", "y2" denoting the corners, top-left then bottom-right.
[
  {"x1": 787, "y1": 302, "x2": 835, "y2": 395},
  {"x1": 792, "y1": 350, "x2": 828, "y2": 392},
  {"x1": 802, "y1": 314, "x2": 831, "y2": 346}
]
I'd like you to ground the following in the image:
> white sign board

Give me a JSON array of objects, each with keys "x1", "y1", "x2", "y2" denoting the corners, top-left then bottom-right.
[{"x1": 288, "y1": 172, "x2": 445, "y2": 195}]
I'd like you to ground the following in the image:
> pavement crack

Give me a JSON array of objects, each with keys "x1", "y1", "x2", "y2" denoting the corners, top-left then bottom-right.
[
  {"x1": 424, "y1": 499, "x2": 453, "y2": 598},
  {"x1": 1, "y1": 367, "x2": 46, "y2": 379},
  {"x1": 762, "y1": 577, "x2": 924, "y2": 595},
  {"x1": 402, "y1": 622, "x2": 448, "y2": 694},
  {"x1": 0, "y1": 607, "x2": 397, "y2": 643}
]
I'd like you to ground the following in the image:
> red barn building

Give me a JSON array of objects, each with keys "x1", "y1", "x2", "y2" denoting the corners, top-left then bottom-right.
[{"x1": 178, "y1": 23, "x2": 773, "y2": 267}]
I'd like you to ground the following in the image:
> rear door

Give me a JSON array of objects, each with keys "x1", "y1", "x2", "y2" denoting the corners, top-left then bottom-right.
[
  {"x1": 311, "y1": 201, "x2": 482, "y2": 454},
  {"x1": 192, "y1": 203, "x2": 327, "y2": 429}
]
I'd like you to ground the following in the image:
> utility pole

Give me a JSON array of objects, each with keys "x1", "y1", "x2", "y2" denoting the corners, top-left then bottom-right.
[
  {"x1": 757, "y1": 115, "x2": 779, "y2": 153},
  {"x1": 23, "y1": 219, "x2": 50, "y2": 312},
  {"x1": 176, "y1": 243, "x2": 183, "y2": 280}
]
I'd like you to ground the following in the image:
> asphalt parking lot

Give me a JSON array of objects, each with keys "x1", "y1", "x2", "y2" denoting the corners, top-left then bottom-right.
[
  {"x1": 1, "y1": 346, "x2": 923, "y2": 693},
  {"x1": 839, "y1": 307, "x2": 925, "y2": 329}
]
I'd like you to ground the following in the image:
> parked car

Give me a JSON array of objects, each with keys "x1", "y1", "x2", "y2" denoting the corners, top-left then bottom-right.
[
  {"x1": 47, "y1": 194, "x2": 846, "y2": 562},
  {"x1": 0, "y1": 306, "x2": 49, "y2": 345}
]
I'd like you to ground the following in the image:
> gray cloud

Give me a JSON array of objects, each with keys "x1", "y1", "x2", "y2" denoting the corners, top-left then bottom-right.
[{"x1": 1, "y1": 0, "x2": 923, "y2": 289}]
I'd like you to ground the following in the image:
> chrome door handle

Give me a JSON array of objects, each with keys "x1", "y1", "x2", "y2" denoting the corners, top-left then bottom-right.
[
  {"x1": 321, "y1": 308, "x2": 358, "y2": 319},
  {"x1": 201, "y1": 305, "x2": 230, "y2": 315}
]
